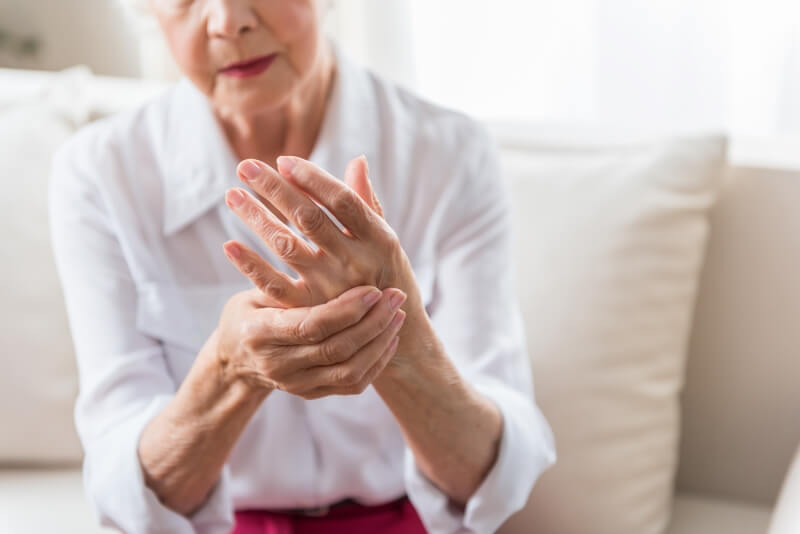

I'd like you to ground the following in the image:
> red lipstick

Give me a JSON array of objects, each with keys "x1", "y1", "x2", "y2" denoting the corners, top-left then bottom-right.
[{"x1": 220, "y1": 54, "x2": 277, "y2": 78}]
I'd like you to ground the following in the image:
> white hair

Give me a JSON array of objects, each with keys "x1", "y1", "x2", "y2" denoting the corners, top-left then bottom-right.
[
  {"x1": 118, "y1": 0, "x2": 335, "y2": 17},
  {"x1": 116, "y1": 0, "x2": 336, "y2": 37}
]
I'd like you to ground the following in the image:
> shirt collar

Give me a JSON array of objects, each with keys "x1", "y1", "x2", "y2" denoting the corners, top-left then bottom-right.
[{"x1": 161, "y1": 40, "x2": 375, "y2": 236}]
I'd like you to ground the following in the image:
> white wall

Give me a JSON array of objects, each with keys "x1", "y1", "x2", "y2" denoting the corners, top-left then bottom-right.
[{"x1": 0, "y1": 0, "x2": 140, "y2": 77}]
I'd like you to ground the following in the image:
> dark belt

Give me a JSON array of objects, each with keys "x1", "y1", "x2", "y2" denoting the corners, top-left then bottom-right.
[
  {"x1": 275, "y1": 498, "x2": 358, "y2": 517},
  {"x1": 273, "y1": 496, "x2": 406, "y2": 518}
]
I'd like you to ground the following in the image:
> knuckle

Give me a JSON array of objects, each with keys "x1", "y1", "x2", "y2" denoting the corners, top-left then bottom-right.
[
  {"x1": 340, "y1": 258, "x2": 369, "y2": 285},
  {"x1": 261, "y1": 176, "x2": 283, "y2": 198},
  {"x1": 294, "y1": 204, "x2": 326, "y2": 235},
  {"x1": 332, "y1": 190, "x2": 359, "y2": 219},
  {"x1": 272, "y1": 233, "x2": 296, "y2": 260},
  {"x1": 240, "y1": 258, "x2": 258, "y2": 278},
  {"x1": 330, "y1": 365, "x2": 352, "y2": 385},
  {"x1": 336, "y1": 335, "x2": 358, "y2": 359},
  {"x1": 296, "y1": 316, "x2": 326, "y2": 344},
  {"x1": 341, "y1": 365, "x2": 366, "y2": 386},
  {"x1": 259, "y1": 277, "x2": 286, "y2": 301},
  {"x1": 252, "y1": 214, "x2": 274, "y2": 239},
  {"x1": 349, "y1": 375, "x2": 371, "y2": 394},
  {"x1": 244, "y1": 204, "x2": 264, "y2": 226},
  {"x1": 317, "y1": 341, "x2": 340, "y2": 365}
]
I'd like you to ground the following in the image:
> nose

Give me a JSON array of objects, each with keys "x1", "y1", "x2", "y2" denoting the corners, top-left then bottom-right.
[{"x1": 207, "y1": 0, "x2": 257, "y2": 38}]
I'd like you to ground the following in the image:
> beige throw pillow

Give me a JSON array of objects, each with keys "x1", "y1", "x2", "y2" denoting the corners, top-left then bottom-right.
[{"x1": 496, "y1": 128, "x2": 726, "y2": 534}]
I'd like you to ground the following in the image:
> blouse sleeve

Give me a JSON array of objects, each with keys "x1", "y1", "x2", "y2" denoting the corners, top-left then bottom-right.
[
  {"x1": 47, "y1": 137, "x2": 235, "y2": 534},
  {"x1": 402, "y1": 123, "x2": 557, "y2": 534}
]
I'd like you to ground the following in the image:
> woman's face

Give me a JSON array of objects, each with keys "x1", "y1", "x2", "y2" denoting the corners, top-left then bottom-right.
[{"x1": 150, "y1": 0, "x2": 326, "y2": 115}]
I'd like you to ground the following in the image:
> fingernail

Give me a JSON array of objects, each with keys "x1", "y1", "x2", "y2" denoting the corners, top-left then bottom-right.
[
  {"x1": 224, "y1": 242, "x2": 241, "y2": 259},
  {"x1": 363, "y1": 288, "x2": 381, "y2": 306},
  {"x1": 277, "y1": 156, "x2": 297, "y2": 176},
  {"x1": 389, "y1": 291, "x2": 406, "y2": 310},
  {"x1": 227, "y1": 189, "x2": 245, "y2": 207},
  {"x1": 239, "y1": 160, "x2": 261, "y2": 183},
  {"x1": 390, "y1": 310, "x2": 406, "y2": 329}
]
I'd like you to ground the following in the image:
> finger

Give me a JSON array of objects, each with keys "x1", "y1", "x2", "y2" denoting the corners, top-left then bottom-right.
[
  {"x1": 344, "y1": 155, "x2": 384, "y2": 219},
  {"x1": 258, "y1": 284, "x2": 385, "y2": 346},
  {"x1": 344, "y1": 156, "x2": 375, "y2": 213},
  {"x1": 222, "y1": 241, "x2": 310, "y2": 307},
  {"x1": 303, "y1": 335, "x2": 400, "y2": 399},
  {"x1": 299, "y1": 328, "x2": 401, "y2": 399},
  {"x1": 276, "y1": 156, "x2": 380, "y2": 240},
  {"x1": 293, "y1": 287, "x2": 406, "y2": 371},
  {"x1": 225, "y1": 187, "x2": 317, "y2": 269},
  {"x1": 238, "y1": 159, "x2": 350, "y2": 256}
]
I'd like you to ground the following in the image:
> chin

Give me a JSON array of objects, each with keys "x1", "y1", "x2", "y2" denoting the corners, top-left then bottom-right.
[{"x1": 217, "y1": 77, "x2": 296, "y2": 116}]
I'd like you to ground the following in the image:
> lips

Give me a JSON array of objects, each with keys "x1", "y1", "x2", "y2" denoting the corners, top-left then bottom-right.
[{"x1": 220, "y1": 54, "x2": 277, "y2": 78}]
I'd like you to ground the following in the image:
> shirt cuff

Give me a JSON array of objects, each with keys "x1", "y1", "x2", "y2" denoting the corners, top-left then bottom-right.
[
  {"x1": 403, "y1": 379, "x2": 556, "y2": 534},
  {"x1": 81, "y1": 394, "x2": 235, "y2": 534}
]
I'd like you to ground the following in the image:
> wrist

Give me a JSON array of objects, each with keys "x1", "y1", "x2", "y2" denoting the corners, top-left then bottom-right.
[
  {"x1": 140, "y1": 329, "x2": 271, "y2": 515},
  {"x1": 373, "y1": 308, "x2": 454, "y2": 392},
  {"x1": 183, "y1": 328, "x2": 271, "y2": 419}
]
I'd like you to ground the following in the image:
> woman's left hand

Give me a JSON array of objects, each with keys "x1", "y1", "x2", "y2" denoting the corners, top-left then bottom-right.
[{"x1": 222, "y1": 155, "x2": 429, "y2": 370}]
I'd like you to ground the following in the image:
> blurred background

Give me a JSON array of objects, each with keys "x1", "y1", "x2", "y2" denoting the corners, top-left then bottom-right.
[{"x1": 1, "y1": 0, "x2": 799, "y2": 161}]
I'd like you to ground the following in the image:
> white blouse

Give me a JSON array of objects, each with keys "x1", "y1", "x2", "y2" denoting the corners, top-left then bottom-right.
[{"x1": 48, "y1": 44, "x2": 555, "y2": 534}]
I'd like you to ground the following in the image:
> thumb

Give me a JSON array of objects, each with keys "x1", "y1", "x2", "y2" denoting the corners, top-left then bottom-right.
[{"x1": 344, "y1": 155, "x2": 384, "y2": 218}]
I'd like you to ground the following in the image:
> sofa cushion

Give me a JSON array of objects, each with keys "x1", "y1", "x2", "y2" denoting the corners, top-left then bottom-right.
[
  {"x1": 0, "y1": 70, "x2": 93, "y2": 465},
  {"x1": 0, "y1": 68, "x2": 171, "y2": 466},
  {"x1": 494, "y1": 126, "x2": 726, "y2": 534},
  {"x1": 666, "y1": 493, "x2": 772, "y2": 534},
  {"x1": 0, "y1": 467, "x2": 113, "y2": 533}
]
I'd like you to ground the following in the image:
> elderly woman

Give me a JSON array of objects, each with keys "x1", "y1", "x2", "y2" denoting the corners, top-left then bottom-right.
[{"x1": 48, "y1": 1, "x2": 555, "y2": 533}]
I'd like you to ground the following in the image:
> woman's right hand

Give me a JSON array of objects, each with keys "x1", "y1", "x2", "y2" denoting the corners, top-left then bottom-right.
[
  {"x1": 139, "y1": 286, "x2": 403, "y2": 515},
  {"x1": 215, "y1": 284, "x2": 406, "y2": 400}
]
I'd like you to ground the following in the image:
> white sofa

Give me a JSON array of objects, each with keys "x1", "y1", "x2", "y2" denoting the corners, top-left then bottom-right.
[{"x1": 1, "y1": 68, "x2": 798, "y2": 534}]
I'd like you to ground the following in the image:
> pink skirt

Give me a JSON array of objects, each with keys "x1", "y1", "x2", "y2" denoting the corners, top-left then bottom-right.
[{"x1": 232, "y1": 496, "x2": 428, "y2": 534}]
